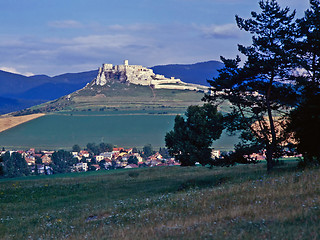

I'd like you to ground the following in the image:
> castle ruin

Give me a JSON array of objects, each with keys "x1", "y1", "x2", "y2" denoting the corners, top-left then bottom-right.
[{"x1": 92, "y1": 60, "x2": 206, "y2": 91}]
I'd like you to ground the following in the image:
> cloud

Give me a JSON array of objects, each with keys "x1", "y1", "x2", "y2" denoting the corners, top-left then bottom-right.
[
  {"x1": 0, "y1": 22, "x2": 248, "y2": 76},
  {"x1": 48, "y1": 20, "x2": 83, "y2": 29},
  {"x1": 0, "y1": 66, "x2": 34, "y2": 76},
  {"x1": 195, "y1": 23, "x2": 241, "y2": 39},
  {"x1": 107, "y1": 24, "x2": 156, "y2": 32}
]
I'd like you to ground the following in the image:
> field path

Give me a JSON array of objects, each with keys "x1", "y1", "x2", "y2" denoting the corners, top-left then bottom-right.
[{"x1": 0, "y1": 113, "x2": 45, "y2": 133}]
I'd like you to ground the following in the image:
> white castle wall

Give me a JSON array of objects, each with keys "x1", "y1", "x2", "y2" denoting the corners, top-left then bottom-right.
[{"x1": 92, "y1": 60, "x2": 206, "y2": 91}]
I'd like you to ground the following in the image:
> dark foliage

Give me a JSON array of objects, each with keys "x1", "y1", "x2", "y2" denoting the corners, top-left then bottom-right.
[
  {"x1": 0, "y1": 156, "x2": 4, "y2": 176},
  {"x1": 142, "y1": 144, "x2": 153, "y2": 158},
  {"x1": 288, "y1": 94, "x2": 320, "y2": 164},
  {"x1": 72, "y1": 144, "x2": 81, "y2": 152},
  {"x1": 1, "y1": 152, "x2": 30, "y2": 178},
  {"x1": 86, "y1": 142, "x2": 113, "y2": 156},
  {"x1": 165, "y1": 104, "x2": 224, "y2": 166},
  {"x1": 287, "y1": 0, "x2": 320, "y2": 166},
  {"x1": 128, "y1": 156, "x2": 139, "y2": 165},
  {"x1": 50, "y1": 150, "x2": 77, "y2": 174},
  {"x1": 159, "y1": 147, "x2": 170, "y2": 159}
]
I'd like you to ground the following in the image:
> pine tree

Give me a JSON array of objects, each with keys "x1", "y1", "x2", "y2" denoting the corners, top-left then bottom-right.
[{"x1": 204, "y1": 0, "x2": 297, "y2": 171}]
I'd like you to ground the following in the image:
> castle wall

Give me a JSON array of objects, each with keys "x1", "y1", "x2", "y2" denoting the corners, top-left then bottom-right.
[{"x1": 92, "y1": 61, "x2": 206, "y2": 91}]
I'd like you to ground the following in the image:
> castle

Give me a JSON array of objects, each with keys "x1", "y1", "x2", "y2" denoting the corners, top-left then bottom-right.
[{"x1": 92, "y1": 60, "x2": 207, "y2": 91}]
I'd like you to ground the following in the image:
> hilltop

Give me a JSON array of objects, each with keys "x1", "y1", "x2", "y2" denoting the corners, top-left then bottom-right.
[{"x1": 14, "y1": 60, "x2": 210, "y2": 115}]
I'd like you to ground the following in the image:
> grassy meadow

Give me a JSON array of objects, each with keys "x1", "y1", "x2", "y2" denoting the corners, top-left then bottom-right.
[
  {"x1": 0, "y1": 162, "x2": 319, "y2": 239},
  {"x1": 0, "y1": 111, "x2": 238, "y2": 150}
]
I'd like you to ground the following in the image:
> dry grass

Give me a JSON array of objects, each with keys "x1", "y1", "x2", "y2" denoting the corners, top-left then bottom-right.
[
  {"x1": 89, "y1": 167, "x2": 319, "y2": 240},
  {"x1": 0, "y1": 113, "x2": 45, "y2": 133},
  {"x1": 0, "y1": 163, "x2": 319, "y2": 239}
]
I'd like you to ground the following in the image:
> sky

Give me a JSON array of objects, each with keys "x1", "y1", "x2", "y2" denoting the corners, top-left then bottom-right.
[{"x1": 0, "y1": 0, "x2": 309, "y2": 76}]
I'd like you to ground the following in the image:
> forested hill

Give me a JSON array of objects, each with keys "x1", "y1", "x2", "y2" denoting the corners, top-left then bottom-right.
[
  {"x1": 151, "y1": 60, "x2": 224, "y2": 86},
  {"x1": 0, "y1": 70, "x2": 98, "y2": 114}
]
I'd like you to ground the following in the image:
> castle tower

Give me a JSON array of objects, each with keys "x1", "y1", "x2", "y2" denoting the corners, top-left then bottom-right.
[{"x1": 124, "y1": 60, "x2": 129, "y2": 66}]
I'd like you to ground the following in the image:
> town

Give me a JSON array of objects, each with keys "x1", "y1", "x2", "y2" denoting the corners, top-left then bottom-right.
[
  {"x1": 0, "y1": 142, "x2": 301, "y2": 178},
  {"x1": 0, "y1": 144, "x2": 186, "y2": 176}
]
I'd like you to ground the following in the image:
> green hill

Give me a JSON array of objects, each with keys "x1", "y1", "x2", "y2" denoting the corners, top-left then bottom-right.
[{"x1": 15, "y1": 81, "x2": 207, "y2": 115}]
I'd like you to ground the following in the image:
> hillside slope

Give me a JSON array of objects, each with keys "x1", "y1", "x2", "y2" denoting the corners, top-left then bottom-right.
[
  {"x1": 1, "y1": 163, "x2": 318, "y2": 240},
  {"x1": 13, "y1": 61, "x2": 212, "y2": 115},
  {"x1": 16, "y1": 81, "x2": 205, "y2": 115}
]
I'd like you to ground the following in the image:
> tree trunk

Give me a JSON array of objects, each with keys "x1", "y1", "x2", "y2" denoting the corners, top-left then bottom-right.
[
  {"x1": 265, "y1": 74, "x2": 276, "y2": 172},
  {"x1": 266, "y1": 145, "x2": 274, "y2": 172}
]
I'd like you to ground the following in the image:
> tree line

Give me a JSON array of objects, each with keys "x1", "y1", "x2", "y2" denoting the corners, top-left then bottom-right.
[{"x1": 166, "y1": 0, "x2": 320, "y2": 171}]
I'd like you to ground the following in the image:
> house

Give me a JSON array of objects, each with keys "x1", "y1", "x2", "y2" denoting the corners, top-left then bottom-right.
[
  {"x1": 133, "y1": 153, "x2": 144, "y2": 163},
  {"x1": 91, "y1": 164, "x2": 101, "y2": 171},
  {"x1": 95, "y1": 155, "x2": 105, "y2": 162},
  {"x1": 42, "y1": 150, "x2": 54, "y2": 155},
  {"x1": 126, "y1": 148, "x2": 133, "y2": 154},
  {"x1": 36, "y1": 164, "x2": 45, "y2": 174},
  {"x1": 100, "y1": 152, "x2": 113, "y2": 159},
  {"x1": 147, "y1": 159, "x2": 162, "y2": 167},
  {"x1": 31, "y1": 164, "x2": 53, "y2": 175},
  {"x1": 80, "y1": 150, "x2": 90, "y2": 158},
  {"x1": 153, "y1": 152, "x2": 163, "y2": 160},
  {"x1": 45, "y1": 165, "x2": 53, "y2": 175},
  {"x1": 211, "y1": 149, "x2": 221, "y2": 159},
  {"x1": 72, "y1": 152, "x2": 79, "y2": 157},
  {"x1": 118, "y1": 152, "x2": 127, "y2": 157},
  {"x1": 41, "y1": 154, "x2": 52, "y2": 165},
  {"x1": 27, "y1": 148, "x2": 35, "y2": 155},
  {"x1": 113, "y1": 147, "x2": 124, "y2": 153},
  {"x1": 125, "y1": 164, "x2": 138, "y2": 169},
  {"x1": 73, "y1": 162, "x2": 88, "y2": 172},
  {"x1": 167, "y1": 159, "x2": 175, "y2": 166},
  {"x1": 248, "y1": 152, "x2": 266, "y2": 161},
  {"x1": 104, "y1": 161, "x2": 112, "y2": 169},
  {"x1": 25, "y1": 156, "x2": 35, "y2": 165}
]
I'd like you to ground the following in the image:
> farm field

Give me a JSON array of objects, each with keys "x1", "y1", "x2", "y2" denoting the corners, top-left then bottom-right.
[
  {"x1": 0, "y1": 111, "x2": 238, "y2": 150},
  {"x1": 0, "y1": 162, "x2": 319, "y2": 239},
  {"x1": 0, "y1": 114, "x2": 45, "y2": 133}
]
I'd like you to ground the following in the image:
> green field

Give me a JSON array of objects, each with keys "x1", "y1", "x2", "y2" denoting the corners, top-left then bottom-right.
[
  {"x1": 0, "y1": 162, "x2": 319, "y2": 239},
  {"x1": 0, "y1": 111, "x2": 238, "y2": 150}
]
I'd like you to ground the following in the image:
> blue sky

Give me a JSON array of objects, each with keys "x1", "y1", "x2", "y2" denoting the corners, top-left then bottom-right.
[{"x1": 0, "y1": 0, "x2": 309, "y2": 76}]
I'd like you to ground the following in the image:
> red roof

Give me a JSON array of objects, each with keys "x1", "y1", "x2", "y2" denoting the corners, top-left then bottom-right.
[{"x1": 113, "y1": 148, "x2": 124, "y2": 152}]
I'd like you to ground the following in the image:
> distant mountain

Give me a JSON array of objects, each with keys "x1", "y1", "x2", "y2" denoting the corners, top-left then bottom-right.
[
  {"x1": 4, "y1": 70, "x2": 97, "y2": 100},
  {"x1": 0, "y1": 71, "x2": 48, "y2": 96},
  {"x1": 0, "y1": 70, "x2": 97, "y2": 114},
  {"x1": 1, "y1": 70, "x2": 97, "y2": 100},
  {"x1": 0, "y1": 96, "x2": 43, "y2": 115},
  {"x1": 151, "y1": 60, "x2": 223, "y2": 86},
  {"x1": 0, "y1": 61, "x2": 223, "y2": 115}
]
